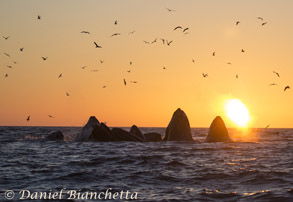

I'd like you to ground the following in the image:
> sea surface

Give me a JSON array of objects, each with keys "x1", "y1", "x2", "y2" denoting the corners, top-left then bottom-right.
[{"x1": 0, "y1": 126, "x2": 292, "y2": 202}]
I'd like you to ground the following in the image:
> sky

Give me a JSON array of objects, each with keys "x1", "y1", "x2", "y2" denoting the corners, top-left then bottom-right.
[{"x1": 1, "y1": 0, "x2": 293, "y2": 128}]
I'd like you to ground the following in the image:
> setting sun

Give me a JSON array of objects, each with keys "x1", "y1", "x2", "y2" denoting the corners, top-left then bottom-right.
[{"x1": 224, "y1": 99, "x2": 250, "y2": 128}]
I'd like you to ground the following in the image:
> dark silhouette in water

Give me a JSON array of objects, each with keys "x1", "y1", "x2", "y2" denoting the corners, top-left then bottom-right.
[
  {"x1": 206, "y1": 116, "x2": 232, "y2": 142},
  {"x1": 47, "y1": 131, "x2": 64, "y2": 141},
  {"x1": 164, "y1": 108, "x2": 193, "y2": 141}
]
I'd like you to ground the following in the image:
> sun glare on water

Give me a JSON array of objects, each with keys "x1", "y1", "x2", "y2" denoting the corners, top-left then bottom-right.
[{"x1": 224, "y1": 99, "x2": 250, "y2": 128}]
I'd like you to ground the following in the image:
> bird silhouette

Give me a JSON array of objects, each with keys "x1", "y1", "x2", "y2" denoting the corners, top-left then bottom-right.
[
  {"x1": 81, "y1": 66, "x2": 87, "y2": 69},
  {"x1": 151, "y1": 38, "x2": 157, "y2": 44},
  {"x1": 27, "y1": 116, "x2": 30, "y2": 121},
  {"x1": 127, "y1": 70, "x2": 131, "y2": 73},
  {"x1": 241, "y1": 49, "x2": 245, "y2": 53},
  {"x1": 163, "y1": 66, "x2": 166, "y2": 70},
  {"x1": 20, "y1": 47, "x2": 24, "y2": 51},
  {"x1": 102, "y1": 86, "x2": 107, "y2": 88},
  {"x1": 265, "y1": 124, "x2": 270, "y2": 128},
  {"x1": 4, "y1": 53, "x2": 10, "y2": 57},
  {"x1": 284, "y1": 86, "x2": 290, "y2": 91},
  {"x1": 192, "y1": 59, "x2": 195, "y2": 63},
  {"x1": 111, "y1": 33, "x2": 120, "y2": 37},
  {"x1": 273, "y1": 71, "x2": 280, "y2": 77},
  {"x1": 66, "y1": 92, "x2": 70, "y2": 96},
  {"x1": 130, "y1": 61, "x2": 132, "y2": 65},
  {"x1": 37, "y1": 15, "x2": 41, "y2": 20},
  {"x1": 130, "y1": 81, "x2": 138, "y2": 83},
  {"x1": 166, "y1": 8, "x2": 175, "y2": 12},
  {"x1": 269, "y1": 83, "x2": 278, "y2": 86},
  {"x1": 202, "y1": 73, "x2": 208, "y2": 77},
  {"x1": 48, "y1": 115, "x2": 54, "y2": 118},
  {"x1": 174, "y1": 26, "x2": 182, "y2": 31},
  {"x1": 13, "y1": 61, "x2": 17, "y2": 64},
  {"x1": 58, "y1": 73, "x2": 62, "y2": 78},
  {"x1": 143, "y1": 40, "x2": 150, "y2": 44},
  {"x1": 236, "y1": 74, "x2": 239, "y2": 79},
  {"x1": 227, "y1": 62, "x2": 232, "y2": 65},
  {"x1": 7, "y1": 65, "x2": 12, "y2": 68},
  {"x1": 236, "y1": 21, "x2": 240, "y2": 25},
  {"x1": 183, "y1": 27, "x2": 189, "y2": 32},
  {"x1": 160, "y1": 39, "x2": 165, "y2": 45},
  {"x1": 5, "y1": 74, "x2": 8, "y2": 78},
  {"x1": 123, "y1": 79, "x2": 127, "y2": 86},
  {"x1": 166, "y1": 40, "x2": 173, "y2": 46},
  {"x1": 212, "y1": 52, "x2": 216, "y2": 56},
  {"x1": 2, "y1": 36, "x2": 9, "y2": 40},
  {"x1": 257, "y1": 17, "x2": 264, "y2": 21},
  {"x1": 261, "y1": 22, "x2": 268, "y2": 26},
  {"x1": 41, "y1": 57, "x2": 48, "y2": 60},
  {"x1": 81, "y1": 31, "x2": 90, "y2": 34},
  {"x1": 100, "y1": 60, "x2": 104, "y2": 63},
  {"x1": 114, "y1": 20, "x2": 117, "y2": 25},
  {"x1": 94, "y1": 42, "x2": 102, "y2": 48},
  {"x1": 128, "y1": 30, "x2": 136, "y2": 35}
]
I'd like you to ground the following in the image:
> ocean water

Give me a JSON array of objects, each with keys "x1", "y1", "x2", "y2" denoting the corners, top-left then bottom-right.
[{"x1": 0, "y1": 126, "x2": 292, "y2": 202}]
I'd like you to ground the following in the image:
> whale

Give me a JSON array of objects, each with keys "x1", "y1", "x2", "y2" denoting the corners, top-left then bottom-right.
[
  {"x1": 206, "y1": 116, "x2": 232, "y2": 142},
  {"x1": 164, "y1": 108, "x2": 193, "y2": 141}
]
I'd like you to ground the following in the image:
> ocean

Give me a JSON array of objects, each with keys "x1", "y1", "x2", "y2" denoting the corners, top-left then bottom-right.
[{"x1": 0, "y1": 126, "x2": 292, "y2": 202}]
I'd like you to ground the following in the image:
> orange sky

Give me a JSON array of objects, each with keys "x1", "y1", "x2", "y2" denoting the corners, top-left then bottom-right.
[{"x1": 1, "y1": 0, "x2": 293, "y2": 128}]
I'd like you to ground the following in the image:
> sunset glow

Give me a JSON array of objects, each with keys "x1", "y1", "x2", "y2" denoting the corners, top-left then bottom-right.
[{"x1": 224, "y1": 99, "x2": 250, "y2": 128}]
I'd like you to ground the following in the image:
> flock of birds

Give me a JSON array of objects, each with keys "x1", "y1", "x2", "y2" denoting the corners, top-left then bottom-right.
[{"x1": 1, "y1": 8, "x2": 291, "y2": 122}]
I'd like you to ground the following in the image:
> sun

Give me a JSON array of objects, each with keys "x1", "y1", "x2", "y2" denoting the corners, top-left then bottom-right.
[{"x1": 224, "y1": 99, "x2": 250, "y2": 128}]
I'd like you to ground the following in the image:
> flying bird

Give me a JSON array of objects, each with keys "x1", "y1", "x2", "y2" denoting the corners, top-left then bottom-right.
[
  {"x1": 261, "y1": 22, "x2": 268, "y2": 26},
  {"x1": 58, "y1": 73, "x2": 62, "y2": 78},
  {"x1": 111, "y1": 33, "x2": 120, "y2": 37},
  {"x1": 160, "y1": 38, "x2": 165, "y2": 45},
  {"x1": 143, "y1": 40, "x2": 150, "y2": 44},
  {"x1": 66, "y1": 92, "x2": 70, "y2": 96},
  {"x1": 183, "y1": 27, "x2": 189, "y2": 32},
  {"x1": 114, "y1": 20, "x2": 117, "y2": 25},
  {"x1": 123, "y1": 79, "x2": 127, "y2": 86},
  {"x1": 2, "y1": 36, "x2": 9, "y2": 40},
  {"x1": 236, "y1": 21, "x2": 240, "y2": 25},
  {"x1": 236, "y1": 74, "x2": 239, "y2": 79},
  {"x1": 166, "y1": 40, "x2": 173, "y2": 46},
  {"x1": 102, "y1": 86, "x2": 107, "y2": 88},
  {"x1": 37, "y1": 15, "x2": 41, "y2": 20},
  {"x1": 192, "y1": 59, "x2": 195, "y2": 63},
  {"x1": 284, "y1": 86, "x2": 290, "y2": 91},
  {"x1": 7, "y1": 65, "x2": 12, "y2": 68},
  {"x1": 48, "y1": 115, "x2": 54, "y2": 118},
  {"x1": 166, "y1": 8, "x2": 175, "y2": 12},
  {"x1": 269, "y1": 83, "x2": 278, "y2": 86},
  {"x1": 241, "y1": 49, "x2": 245, "y2": 53},
  {"x1": 265, "y1": 124, "x2": 270, "y2": 128},
  {"x1": 127, "y1": 70, "x2": 131, "y2": 73},
  {"x1": 41, "y1": 57, "x2": 48, "y2": 60},
  {"x1": 174, "y1": 26, "x2": 183, "y2": 31},
  {"x1": 273, "y1": 71, "x2": 280, "y2": 77},
  {"x1": 212, "y1": 52, "x2": 216, "y2": 56},
  {"x1": 202, "y1": 73, "x2": 208, "y2": 78},
  {"x1": 81, "y1": 31, "x2": 90, "y2": 34},
  {"x1": 4, "y1": 53, "x2": 10, "y2": 57},
  {"x1": 227, "y1": 62, "x2": 232, "y2": 65},
  {"x1": 257, "y1": 17, "x2": 264, "y2": 21},
  {"x1": 100, "y1": 60, "x2": 104, "y2": 63},
  {"x1": 128, "y1": 30, "x2": 136, "y2": 35},
  {"x1": 5, "y1": 74, "x2": 8, "y2": 77},
  {"x1": 130, "y1": 81, "x2": 138, "y2": 83},
  {"x1": 27, "y1": 116, "x2": 30, "y2": 121},
  {"x1": 81, "y1": 66, "x2": 87, "y2": 69},
  {"x1": 20, "y1": 47, "x2": 24, "y2": 51},
  {"x1": 13, "y1": 61, "x2": 17, "y2": 64},
  {"x1": 129, "y1": 61, "x2": 132, "y2": 65},
  {"x1": 94, "y1": 42, "x2": 102, "y2": 48},
  {"x1": 151, "y1": 38, "x2": 157, "y2": 44},
  {"x1": 163, "y1": 66, "x2": 166, "y2": 70}
]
